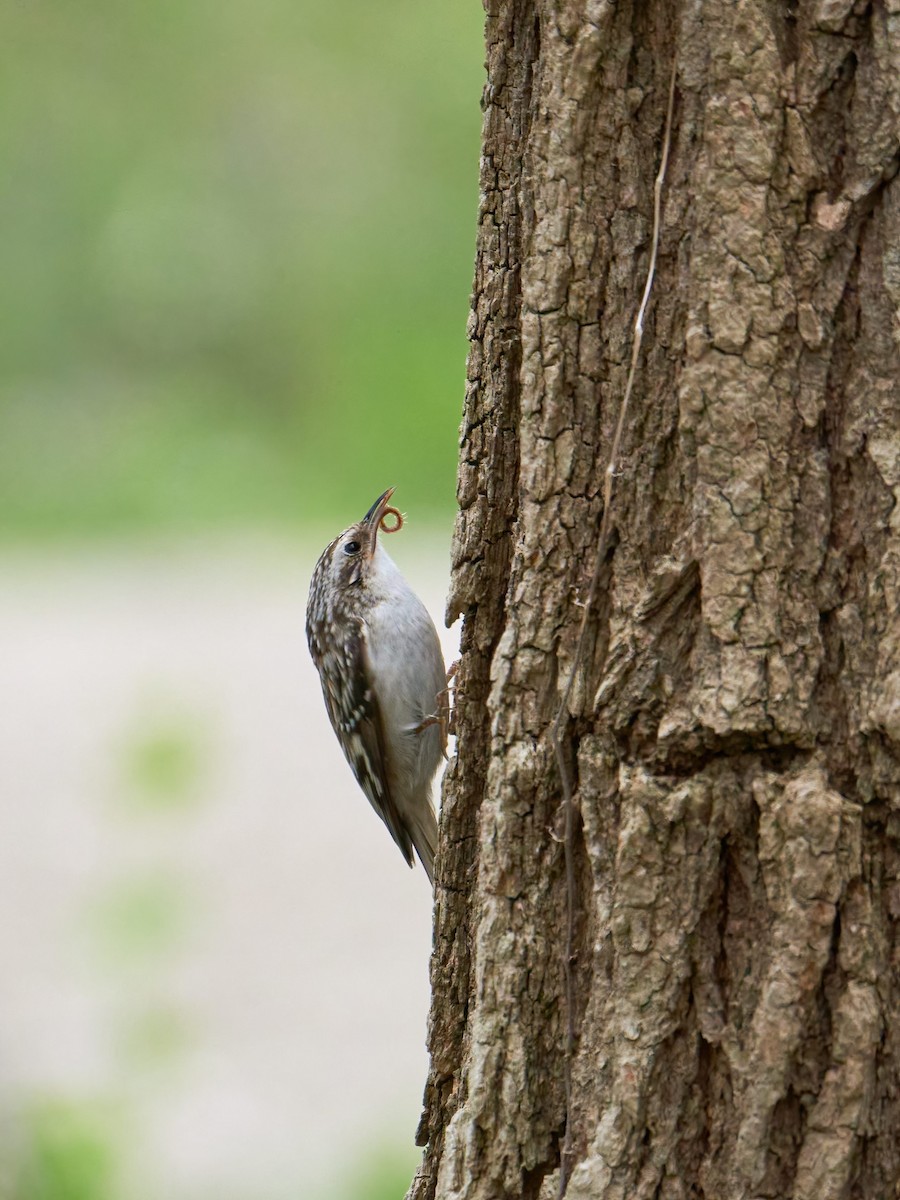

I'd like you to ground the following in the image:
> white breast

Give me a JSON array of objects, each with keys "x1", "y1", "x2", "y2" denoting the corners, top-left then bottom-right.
[{"x1": 365, "y1": 545, "x2": 446, "y2": 801}]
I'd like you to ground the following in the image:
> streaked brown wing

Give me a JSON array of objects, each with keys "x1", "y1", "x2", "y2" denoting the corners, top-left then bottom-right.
[{"x1": 318, "y1": 621, "x2": 414, "y2": 868}]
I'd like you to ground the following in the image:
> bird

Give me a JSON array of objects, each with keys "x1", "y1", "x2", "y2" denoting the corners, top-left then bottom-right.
[{"x1": 306, "y1": 488, "x2": 446, "y2": 883}]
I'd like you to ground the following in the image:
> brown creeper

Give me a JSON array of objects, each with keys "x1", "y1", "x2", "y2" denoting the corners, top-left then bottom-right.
[{"x1": 306, "y1": 488, "x2": 446, "y2": 883}]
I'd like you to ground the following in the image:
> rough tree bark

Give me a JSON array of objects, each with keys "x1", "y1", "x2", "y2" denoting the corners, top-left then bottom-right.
[{"x1": 409, "y1": 2, "x2": 900, "y2": 1199}]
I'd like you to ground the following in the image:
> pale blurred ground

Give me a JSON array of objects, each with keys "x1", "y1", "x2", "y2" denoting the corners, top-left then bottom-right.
[{"x1": 0, "y1": 532, "x2": 457, "y2": 1200}]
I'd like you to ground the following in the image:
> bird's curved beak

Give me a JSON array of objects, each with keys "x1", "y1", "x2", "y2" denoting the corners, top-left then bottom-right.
[
  {"x1": 362, "y1": 487, "x2": 396, "y2": 527},
  {"x1": 361, "y1": 487, "x2": 396, "y2": 554}
]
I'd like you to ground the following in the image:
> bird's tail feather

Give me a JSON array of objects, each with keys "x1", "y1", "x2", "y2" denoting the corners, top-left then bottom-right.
[{"x1": 410, "y1": 801, "x2": 438, "y2": 886}]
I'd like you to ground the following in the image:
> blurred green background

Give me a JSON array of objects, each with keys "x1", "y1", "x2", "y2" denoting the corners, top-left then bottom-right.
[
  {"x1": 1, "y1": 0, "x2": 482, "y2": 540},
  {"x1": 0, "y1": 1, "x2": 482, "y2": 1198}
]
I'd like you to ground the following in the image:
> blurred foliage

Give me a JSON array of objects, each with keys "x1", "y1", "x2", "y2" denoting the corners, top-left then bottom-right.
[
  {"x1": 325, "y1": 1139, "x2": 421, "y2": 1200},
  {"x1": 118, "y1": 709, "x2": 209, "y2": 813},
  {"x1": 11, "y1": 1100, "x2": 120, "y2": 1200},
  {"x1": 5, "y1": 1098, "x2": 416, "y2": 1200},
  {"x1": 88, "y1": 873, "x2": 190, "y2": 967},
  {"x1": 0, "y1": 0, "x2": 483, "y2": 539},
  {"x1": 118, "y1": 1004, "x2": 193, "y2": 1072}
]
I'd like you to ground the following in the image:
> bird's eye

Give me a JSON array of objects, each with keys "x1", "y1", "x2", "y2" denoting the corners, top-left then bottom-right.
[{"x1": 343, "y1": 540, "x2": 361, "y2": 556}]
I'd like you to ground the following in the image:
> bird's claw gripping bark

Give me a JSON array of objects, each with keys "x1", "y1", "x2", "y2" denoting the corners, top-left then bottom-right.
[{"x1": 412, "y1": 660, "x2": 459, "y2": 754}]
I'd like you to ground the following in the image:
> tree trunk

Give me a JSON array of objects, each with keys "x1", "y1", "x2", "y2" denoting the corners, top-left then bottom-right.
[{"x1": 410, "y1": 2, "x2": 900, "y2": 1198}]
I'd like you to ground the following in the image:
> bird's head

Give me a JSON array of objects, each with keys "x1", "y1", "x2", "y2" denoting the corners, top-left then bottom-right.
[{"x1": 321, "y1": 487, "x2": 399, "y2": 593}]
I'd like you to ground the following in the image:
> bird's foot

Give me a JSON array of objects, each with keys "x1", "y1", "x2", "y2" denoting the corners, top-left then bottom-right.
[{"x1": 412, "y1": 661, "x2": 459, "y2": 754}]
